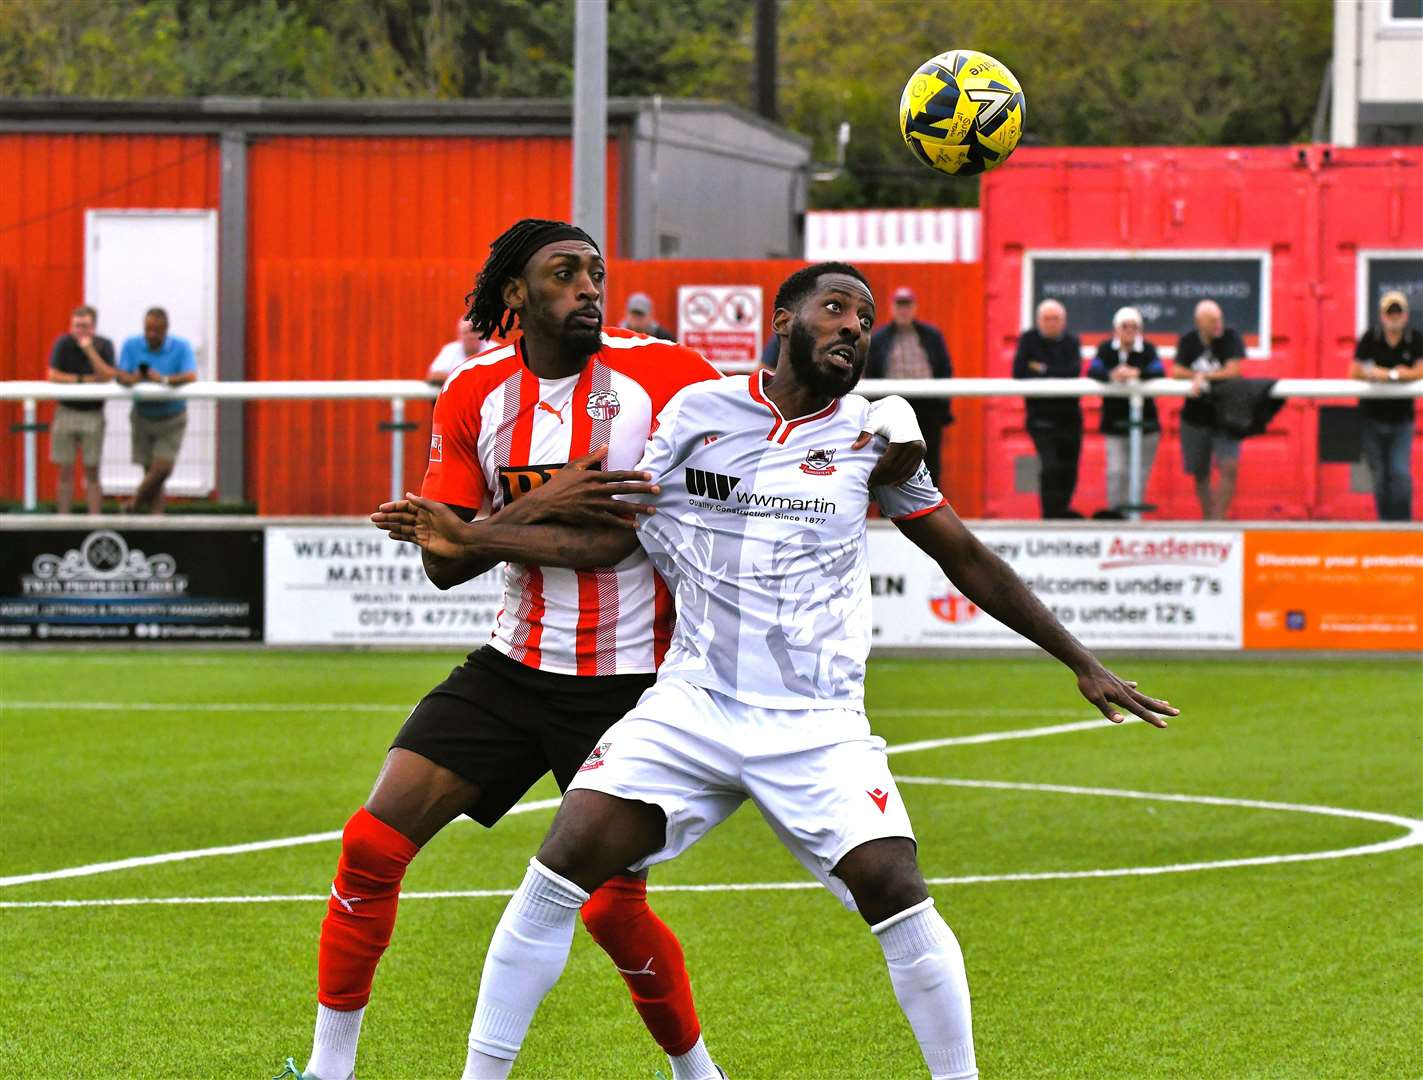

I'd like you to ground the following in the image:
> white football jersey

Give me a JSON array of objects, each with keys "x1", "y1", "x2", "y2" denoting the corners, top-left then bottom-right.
[{"x1": 634, "y1": 370, "x2": 946, "y2": 710}]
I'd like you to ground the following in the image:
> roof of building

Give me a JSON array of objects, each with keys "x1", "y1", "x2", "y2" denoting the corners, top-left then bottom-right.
[{"x1": 0, "y1": 95, "x2": 812, "y2": 147}]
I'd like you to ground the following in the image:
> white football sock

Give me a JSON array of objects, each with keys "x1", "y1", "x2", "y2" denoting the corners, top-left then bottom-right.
[
  {"x1": 669, "y1": 1034, "x2": 718, "y2": 1080},
  {"x1": 305, "y1": 1003, "x2": 363, "y2": 1080},
  {"x1": 461, "y1": 858, "x2": 589, "y2": 1080},
  {"x1": 872, "y1": 898, "x2": 977, "y2": 1080}
]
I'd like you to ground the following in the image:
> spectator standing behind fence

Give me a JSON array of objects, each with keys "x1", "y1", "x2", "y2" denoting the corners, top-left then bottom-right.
[
  {"x1": 426, "y1": 317, "x2": 492, "y2": 386},
  {"x1": 1088, "y1": 306, "x2": 1165, "y2": 519},
  {"x1": 621, "y1": 292, "x2": 674, "y2": 340},
  {"x1": 1013, "y1": 299, "x2": 1083, "y2": 518},
  {"x1": 1353, "y1": 290, "x2": 1423, "y2": 521},
  {"x1": 116, "y1": 308, "x2": 196, "y2": 514},
  {"x1": 867, "y1": 286, "x2": 953, "y2": 488},
  {"x1": 1172, "y1": 299, "x2": 1245, "y2": 520},
  {"x1": 47, "y1": 304, "x2": 118, "y2": 514}
]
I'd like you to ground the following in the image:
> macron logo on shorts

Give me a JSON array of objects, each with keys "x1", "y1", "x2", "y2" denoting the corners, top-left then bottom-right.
[{"x1": 867, "y1": 788, "x2": 889, "y2": 814}]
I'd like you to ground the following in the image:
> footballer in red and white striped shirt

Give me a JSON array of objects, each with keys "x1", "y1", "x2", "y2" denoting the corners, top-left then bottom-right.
[
  {"x1": 290, "y1": 220, "x2": 723, "y2": 1080},
  {"x1": 421, "y1": 324, "x2": 718, "y2": 675}
]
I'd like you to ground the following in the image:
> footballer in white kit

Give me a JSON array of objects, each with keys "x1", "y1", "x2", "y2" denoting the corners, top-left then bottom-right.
[
  {"x1": 572, "y1": 363, "x2": 947, "y2": 905},
  {"x1": 409, "y1": 262, "x2": 1178, "y2": 1080}
]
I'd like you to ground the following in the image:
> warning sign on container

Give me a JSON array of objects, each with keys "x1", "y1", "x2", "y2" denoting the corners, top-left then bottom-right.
[{"x1": 678, "y1": 285, "x2": 762, "y2": 370}]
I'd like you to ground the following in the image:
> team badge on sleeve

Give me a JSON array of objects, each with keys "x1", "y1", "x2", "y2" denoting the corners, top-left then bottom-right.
[
  {"x1": 799, "y1": 448, "x2": 836, "y2": 476},
  {"x1": 429, "y1": 433, "x2": 444, "y2": 463},
  {"x1": 579, "y1": 740, "x2": 613, "y2": 773},
  {"x1": 586, "y1": 390, "x2": 621, "y2": 422}
]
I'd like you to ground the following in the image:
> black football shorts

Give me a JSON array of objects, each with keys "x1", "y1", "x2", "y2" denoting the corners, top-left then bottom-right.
[{"x1": 391, "y1": 645, "x2": 654, "y2": 827}]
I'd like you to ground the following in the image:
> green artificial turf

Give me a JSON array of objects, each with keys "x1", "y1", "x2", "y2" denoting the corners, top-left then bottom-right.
[{"x1": 1, "y1": 651, "x2": 1419, "y2": 1079}]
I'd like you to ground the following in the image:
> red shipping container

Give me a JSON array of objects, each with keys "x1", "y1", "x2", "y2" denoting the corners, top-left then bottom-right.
[{"x1": 981, "y1": 145, "x2": 1423, "y2": 521}]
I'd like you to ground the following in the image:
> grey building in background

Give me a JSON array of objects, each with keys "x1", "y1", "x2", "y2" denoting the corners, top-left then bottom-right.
[
  {"x1": 622, "y1": 98, "x2": 811, "y2": 258},
  {"x1": 1331, "y1": 0, "x2": 1423, "y2": 145}
]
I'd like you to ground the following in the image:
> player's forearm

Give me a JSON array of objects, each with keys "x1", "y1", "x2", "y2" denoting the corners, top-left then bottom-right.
[
  {"x1": 941, "y1": 543, "x2": 1096, "y2": 675},
  {"x1": 421, "y1": 546, "x2": 501, "y2": 590},
  {"x1": 456, "y1": 519, "x2": 638, "y2": 570}
]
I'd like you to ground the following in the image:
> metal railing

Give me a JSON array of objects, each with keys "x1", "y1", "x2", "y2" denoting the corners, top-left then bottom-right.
[{"x1": 4, "y1": 377, "x2": 1419, "y2": 515}]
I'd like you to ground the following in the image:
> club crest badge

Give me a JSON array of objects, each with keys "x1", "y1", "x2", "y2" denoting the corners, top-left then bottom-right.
[
  {"x1": 799, "y1": 448, "x2": 836, "y2": 475},
  {"x1": 579, "y1": 740, "x2": 612, "y2": 773},
  {"x1": 586, "y1": 390, "x2": 621, "y2": 422}
]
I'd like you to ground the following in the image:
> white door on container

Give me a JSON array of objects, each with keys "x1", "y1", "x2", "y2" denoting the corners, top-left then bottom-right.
[{"x1": 84, "y1": 209, "x2": 218, "y2": 498}]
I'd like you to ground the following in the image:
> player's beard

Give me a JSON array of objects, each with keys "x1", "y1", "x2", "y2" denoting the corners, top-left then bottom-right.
[
  {"x1": 787, "y1": 319, "x2": 863, "y2": 399},
  {"x1": 561, "y1": 308, "x2": 604, "y2": 359}
]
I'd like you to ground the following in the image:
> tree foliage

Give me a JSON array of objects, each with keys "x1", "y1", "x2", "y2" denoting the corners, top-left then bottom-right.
[{"x1": 0, "y1": 0, "x2": 1331, "y2": 208}]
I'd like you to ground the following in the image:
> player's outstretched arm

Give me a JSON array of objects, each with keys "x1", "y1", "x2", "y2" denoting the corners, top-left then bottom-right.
[
  {"x1": 404, "y1": 492, "x2": 640, "y2": 582},
  {"x1": 895, "y1": 507, "x2": 1178, "y2": 728}
]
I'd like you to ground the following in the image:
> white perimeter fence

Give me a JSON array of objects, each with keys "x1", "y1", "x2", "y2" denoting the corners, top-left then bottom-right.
[{"x1": 4, "y1": 378, "x2": 1421, "y2": 516}]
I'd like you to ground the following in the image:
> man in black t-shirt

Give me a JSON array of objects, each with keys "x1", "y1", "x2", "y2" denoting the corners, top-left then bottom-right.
[
  {"x1": 1171, "y1": 300, "x2": 1245, "y2": 519},
  {"x1": 1013, "y1": 299, "x2": 1083, "y2": 518},
  {"x1": 1353, "y1": 290, "x2": 1422, "y2": 521},
  {"x1": 47, "y1": 305, "x2": 118, "y2": 513}
]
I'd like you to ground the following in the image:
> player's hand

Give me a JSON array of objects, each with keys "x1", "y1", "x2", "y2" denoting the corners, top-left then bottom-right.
[
  {"x1": 854, "y1": 396, "x2": 928, "y2": 486},
  {"x1": 516, "y1": 444, "x2": 660, "y2": 530},
  {"x1": 403, "y1": 492, "x2": 475, "y2": 561},
  {"x1": 371, "y1": 499, "x2": 419, "y2": 543},
  {"x1": 1074, "y1": 663, "x2": 1178, "y2": 729}
]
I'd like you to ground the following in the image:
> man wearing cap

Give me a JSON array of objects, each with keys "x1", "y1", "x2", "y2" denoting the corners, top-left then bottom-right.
[
  {"x1": 1353, "y1": 290, "x2": 1423, "y2": 521},
  {"x1": 867, "y1": 286, "x2": 954, "y2": 488},
  {"x1": 622, "y1": 292, "x2": 674, "y2": 341},
  {"x1": 1013, "y1": 298, "x2": 1084, "y2": 519}
]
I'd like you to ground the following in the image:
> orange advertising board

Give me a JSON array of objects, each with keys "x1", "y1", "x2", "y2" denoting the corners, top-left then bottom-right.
[{"x1": 1243, "y1": 530, "x2": 1423, "y2": 650}]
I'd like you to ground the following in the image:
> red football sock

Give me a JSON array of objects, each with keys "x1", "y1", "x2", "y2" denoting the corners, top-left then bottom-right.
[
  {"x1": 580, "y1": 874, "x2": 703, "y2": 1057},
  {"x1": 317, "y1": 807, "x2": 420, "y2": 1011}
]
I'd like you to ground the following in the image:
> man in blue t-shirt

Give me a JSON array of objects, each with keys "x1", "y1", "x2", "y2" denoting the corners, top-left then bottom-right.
[{"x1": 116, "y1": 307, "x2": 197, "y2": 513}]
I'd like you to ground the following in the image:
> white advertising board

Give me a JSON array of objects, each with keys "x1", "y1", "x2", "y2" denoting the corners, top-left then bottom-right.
[
  {"x1": 869, "y1": 526, "x2": 1243, "y2": 649},
  {"x1": 677, "y1": 284, "x2": 762, "y2": 370},
  {"x1": 265, "y1": 527, "x2": 502, "y2": 646}
]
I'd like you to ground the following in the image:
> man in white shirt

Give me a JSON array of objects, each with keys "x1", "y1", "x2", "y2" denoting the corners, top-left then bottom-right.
[
  {"x1": 426, "y1": 317, "x2": 493, "y2": 385},
  {"x1": 406, "y1": 263, "x2": 1177, "y2": 1080}
]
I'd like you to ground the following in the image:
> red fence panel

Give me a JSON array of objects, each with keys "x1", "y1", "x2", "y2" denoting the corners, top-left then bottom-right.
[{"x1": 246, "y1": 258, "x2": 985, "y2": 516}]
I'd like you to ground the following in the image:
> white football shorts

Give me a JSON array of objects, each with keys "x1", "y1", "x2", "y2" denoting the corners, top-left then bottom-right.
[{"x1": 566, "y1": 676, "x2": 915, "y2": 911}]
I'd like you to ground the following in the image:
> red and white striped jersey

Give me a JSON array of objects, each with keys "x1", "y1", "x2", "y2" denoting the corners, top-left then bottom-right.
[{"x1": 421, "y1": 327, "x2": 722, "y2": 675}]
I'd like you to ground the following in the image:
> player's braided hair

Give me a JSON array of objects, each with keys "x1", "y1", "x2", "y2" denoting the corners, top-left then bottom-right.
[
  {"x1": 463, "y1": 218, "x2": 599, "y2": 340},
  {"x1": 772, "y1": 261, "x2": 872, "y2": 315}
]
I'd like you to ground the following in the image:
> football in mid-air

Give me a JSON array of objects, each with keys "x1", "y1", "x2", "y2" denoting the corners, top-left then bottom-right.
[{"x1": 898, "y1": 49, "x2": 1025, "y2": 177}]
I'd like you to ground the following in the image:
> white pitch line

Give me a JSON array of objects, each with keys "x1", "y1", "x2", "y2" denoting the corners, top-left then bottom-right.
[
  {"x1": 0, "y1": 799, "x2": 562, "y2": 889},
  {"x1": 0, "y1": 719, "x2": 1118, "y2": 889},
  {"x1": 3, "y1": 778, "x2": 1419, "y2": 910},
  {"x1": 885, "y1": 718, "x2": 1117, "y2": 753}
]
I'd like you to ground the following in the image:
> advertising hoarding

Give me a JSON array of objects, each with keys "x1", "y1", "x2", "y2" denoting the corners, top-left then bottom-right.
[
  {"x1": 0, "y1": 527, "x2": 263, "y2": 642},
  {"x1": 869, "y1": 526, "x2": 1244, "y2": 649},
  {"x1": 264, "y1": 526, "x2": 502, "y2": 646}
]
